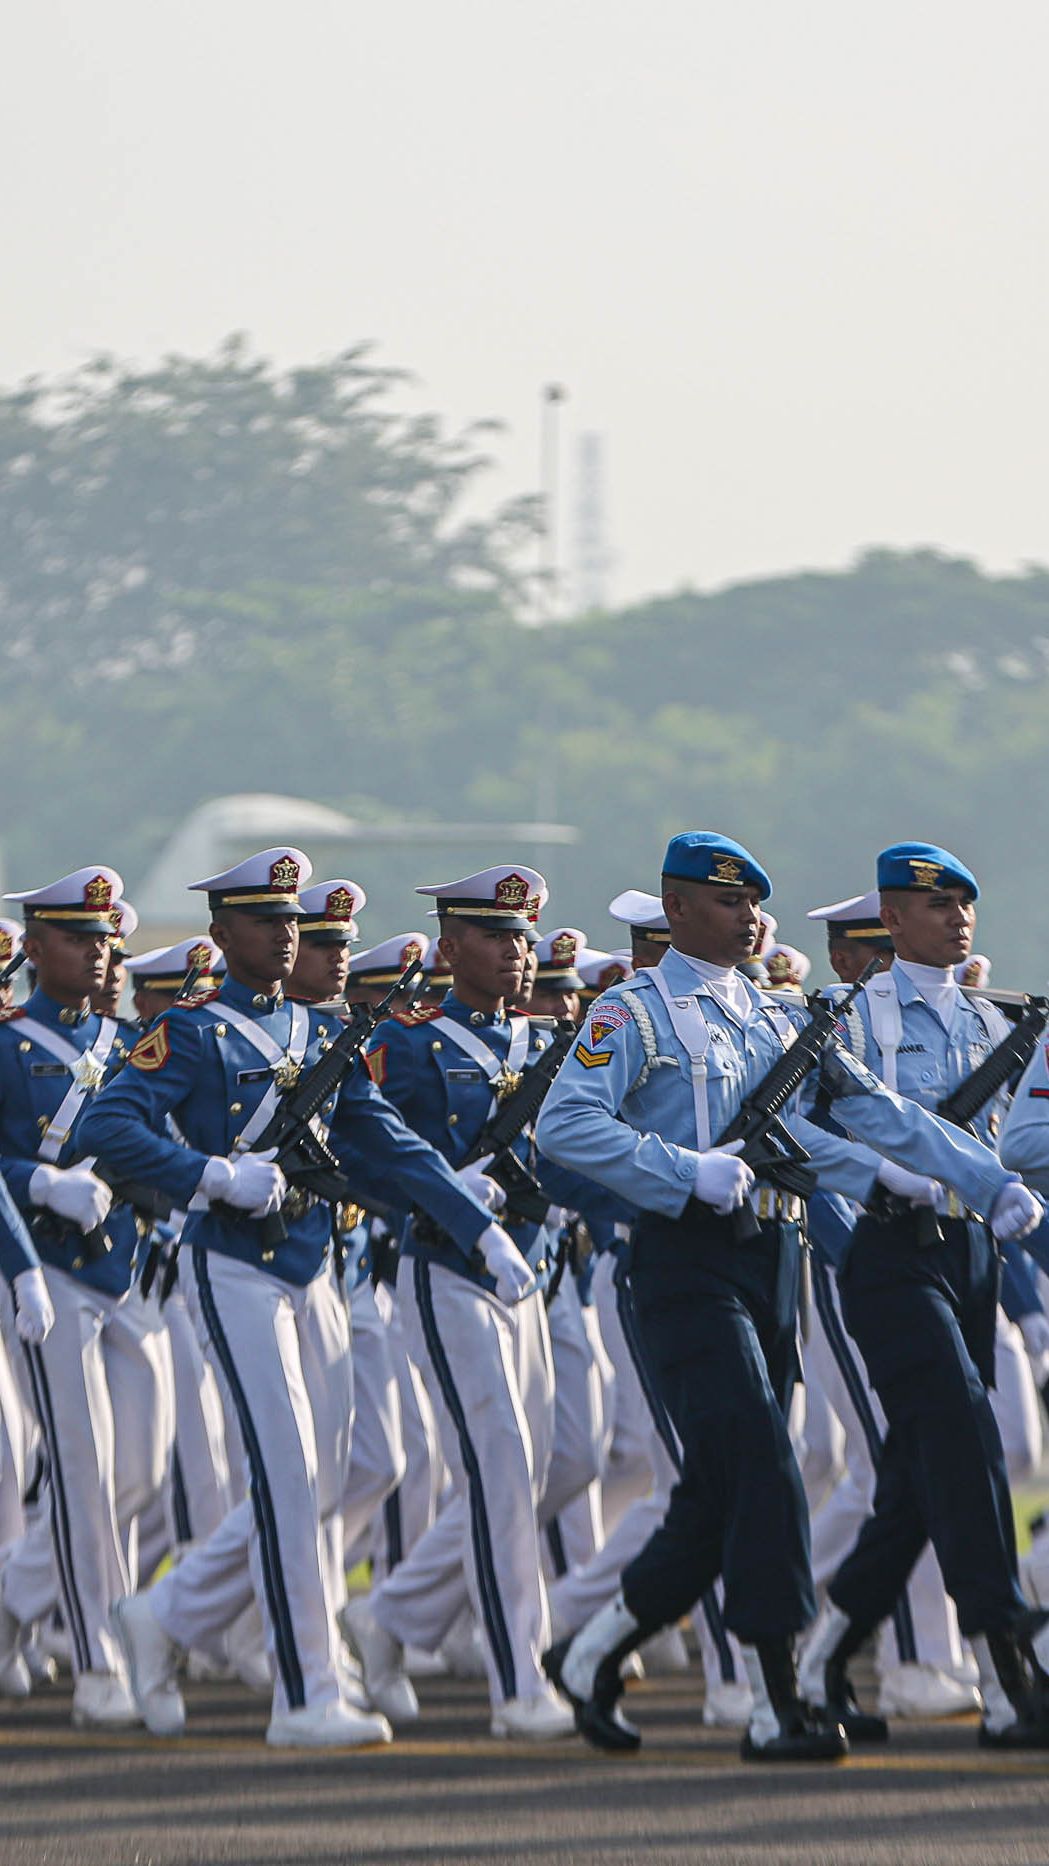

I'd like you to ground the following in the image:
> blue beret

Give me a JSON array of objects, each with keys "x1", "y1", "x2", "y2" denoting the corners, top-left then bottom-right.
[
  {"x1": 661, "y1": 832, "x2": 772, "y2": 901},
  {"x1": 876, "y1": 842, "x2": 979, "y2": 901}
]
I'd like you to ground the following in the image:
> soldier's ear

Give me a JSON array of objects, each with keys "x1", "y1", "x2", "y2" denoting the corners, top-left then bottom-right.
[{"x1": 209, "y1": 916, "x2": 233, "y2": 955}]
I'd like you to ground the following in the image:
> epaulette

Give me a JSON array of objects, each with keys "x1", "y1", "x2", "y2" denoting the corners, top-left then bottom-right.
[
  {"x1": 526, "y1": 1014, "x2": 559, "y2": 1030},
  {"x1": 0, "y1": 1006, "x2": 26, "y2": 1023},
  {"x1": 392, "y1": 1005, "x2": 444, "y2": 1027},
  {"x1": 173, "y1": 986, "x2": 223, "y2": 1011},
  {"x1": 174, "y1": 985, "x2": 220, "y2": 1009}
]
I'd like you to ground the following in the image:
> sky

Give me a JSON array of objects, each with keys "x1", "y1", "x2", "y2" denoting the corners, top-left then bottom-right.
[{"x1": 6, "y1": 0, "x2": 1049, "y2": 608}]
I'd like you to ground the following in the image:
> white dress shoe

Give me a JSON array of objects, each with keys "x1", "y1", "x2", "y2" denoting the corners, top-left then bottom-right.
[
  {"x1": 877, "y1": 1661, "x2": 981, "y2": 1719},
  {"x1": 266, "y1": 1700, "x2": 392, "y2": 1749},
  {"x1": 702, "y1": 1678, "x2": 755, "y2": 1728},
  {"x1": 639, "y1": 1625, "x2": 690, "y2": 1675},
  {"x1": 404, "y1": 1644, "x2": 448, "y2": 1678},
  {"x1": 339, "y1": 1597, "x2": 419, "y2": 1726},
  {"x1": 71, "y1": 1670, "x2": 141, "y2": 1729},
  {"x1": 440, "y1": 1608, "x2": 487, "y2": 1679},
  {"x1": 226, "y1": 1606, "x2": 272, "y2": 1697},
  {"x1": 490, "y1": 1687, "x2": 575, "y2": 1741},
  {"x1": 0, "y1": 1595, "x2": 29, "y2": 1697},
  {"x1": 24, "y1": 1632, "x2": 58, "y2": 1687},
  {"x1": 111, "y1": 1597, "x2": 185, "y2": 1735}
]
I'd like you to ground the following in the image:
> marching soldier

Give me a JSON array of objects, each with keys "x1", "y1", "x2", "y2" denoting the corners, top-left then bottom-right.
[
  {"x1": 80, "y1": 848, "x2": 511, "y2": 1749},
  {"x1": 0, "y1": 866, "x2": 157, "y2": 1727},
  {"x1": 800, "y1": 844, "x2": 1049, "y2": 1748},
  {"x1": 536, "y1": 832, "x2": 1040, "y2": 1761}
]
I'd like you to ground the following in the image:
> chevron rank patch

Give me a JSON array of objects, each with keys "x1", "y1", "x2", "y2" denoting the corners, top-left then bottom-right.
[
  {"x1": 366, "y1": 1045, "x2": 387, "y2": 1088},
  {"x1": 128, "y1": 1022, "x2": 171, "y2": 1073},
  {"x1": 574, "y1": 1042, "x2": 613, "y2": 1069}
]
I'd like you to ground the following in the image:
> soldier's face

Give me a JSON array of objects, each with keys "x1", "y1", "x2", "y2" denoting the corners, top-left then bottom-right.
[
  {"x1": 439, "y1": 922, "x2": 527, "y2": 1003},
  {"x1": 133, "y1": 984, "x2": 179, "y2": 1024},
  {"x1": 829, "y1": 942, "x2": 893, "y2": 985},
  {"x1": 631, "y1": 935, "x2": 667, "y2": 969},
  {"x1": 91, "y1": 949, "x2": 127, "y2": 1018},
  {"x1": 211, "y1": 911, "x2": 299, "y2": 988},
  {"x1": 25, "y1": 924, "x2": 109, "y2": 1004},
  {"x1": 289, "y1": 936, "x2": 350, "y2": 1004},
  {"x1": 662, "y1": 881, "x2": 763, "y2": 968},
  {"x1": 880, "y1": 888, "x2": 975, "y2": 968},
  {"x1": 530, "y1": 985, "x2": 581, "y2": 1022}
]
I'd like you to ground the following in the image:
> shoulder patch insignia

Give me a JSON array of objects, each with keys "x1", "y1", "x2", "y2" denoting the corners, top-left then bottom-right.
[
  {"x1": 574, "y1": 1043, "x2": 613, "y2": 1070},
  {"x1": 393, "y1": 1005, "x2": 442, "y2": 1026},
  {"x1": 588, "y1": 1004, "x2": 630, "y2": 1045},
  {"x1": 128, "y1": 1023, "x2": 171, "y2": 1073},
  {"x1": 366, "y1": 1045, "x2": 387, "y2": 1088}
]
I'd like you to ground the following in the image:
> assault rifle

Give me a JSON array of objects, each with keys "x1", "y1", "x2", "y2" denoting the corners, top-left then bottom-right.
[
  {"x1": 872, "y1": 990, "x2": 1049, "y2": 1247},
  {"x1": 210, "y1": 960, "x2": 424, "y2": 1251},
  {"x1": 413, "y1": 1016, "x2": 578, "y2": 1252},
  {"x1": 691, "y1": 958, "x2": 882, "y2": 1242}
]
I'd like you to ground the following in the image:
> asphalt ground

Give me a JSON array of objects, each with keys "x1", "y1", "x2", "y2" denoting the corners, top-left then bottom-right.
[{"x1": 2, "y1": 1665, "x2": 1049, "y2": 1866}]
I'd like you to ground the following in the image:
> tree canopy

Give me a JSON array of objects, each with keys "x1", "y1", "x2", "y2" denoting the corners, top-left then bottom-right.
[{"x1": 2, "y1": 341, "x2": 1047, "y2": 984}]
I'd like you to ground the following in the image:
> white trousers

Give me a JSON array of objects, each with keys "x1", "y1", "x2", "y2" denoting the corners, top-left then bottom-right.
[
  {"x1": 151, "y1": 1253, "x2": 351, "y2": 1713},
  {"x1": 549, "y1": 1252, "x2": 744, "y2": 1687},
  {"x1": 3, "y1": 1268, "x2": 172, "y2": 1676},
  {"x1": 990, "y1": 1308, "x2": 1043, "y2": 1481},
  {"x1": 543, "y1": 1271, "x2": 610, "y2": 1573},
  {"x1": 163, "y1": 1286, "x2": 233, "y2": 1547},
  {"x1": 369, "y1": 1283, "x2": 445, "y2": 1582},
  {"x1": 804, "y1": 1255, "x2": 964, "y2": 1675},
  {"x1": 371, "y1": 1256, "x2": 554, "y2": 1707},
  {"x1": 342, "y1": 1277, "x2": 405, "y2": 1554}
]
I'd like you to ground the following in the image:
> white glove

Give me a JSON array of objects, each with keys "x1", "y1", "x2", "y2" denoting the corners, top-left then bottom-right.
[
  {"x1": 990, "y1": 1179, "x2": 1043, "y2": 1244},
  {"x1": 1019, "y1": 1311, "x2": 1049, "y2": 1388},
  {"x1": 479, "y1": 1222, "x2": 537, "y2": 1305},
  {"x1": 198, "y1": 1149, "x2": 287, "y2": 1220},
  {"x1": 29, "y1": 1163, "x2": 112, "y2": 1231},
  {"x1": 875, "y1": 1159, "x2": 943, "y2": 1209},
  {"x1": 456, "y1": 1154, "x2": 507, "y2": 1213},
  {"x1": 12, "y1": 1268, "x2": 54, "y2": 1346},
  {"x1": 692, "y1": 1141, "x2": 755, "y2": 1216}
]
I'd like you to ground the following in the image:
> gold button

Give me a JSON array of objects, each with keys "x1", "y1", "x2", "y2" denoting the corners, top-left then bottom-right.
[
  {"x1": 431, "y1": 1040, "x2": 442, "y2": 1052},
  {"x1": 38, "y1": 1116, "x2": 49, "y2": 1134},
  {"x1": 448, "y1": 1113, "x2": 458, "y2": 1126},
  {"x1": 318, "y1": 1025, "x2": 328, "y2": 1038},
  {"x1": 214, "y1": 1023, "x2": 227, "y2": 1037},
  {"x1": 72, "y1": 1256, "x2": 84, "y2": 1271},
  {"x1": 230, "y1": 1101, "x2": 243, "y2": 1114},
  {"x1": 19, "y1": 1040, "x2": 31, "y2": 1053},
  {"x1": 536, "y1": 1039, "x2": 546, "y2": 1050},
  {"x1": 320, "y1": 1039, "x2": 331, "y2": 1053},
  {"x1": 536, "y1": 1259, "x2": 547, "y2": 1274},
  {"x1": 262, "y1": 1249, "x2": 275, "y2": 1263}
]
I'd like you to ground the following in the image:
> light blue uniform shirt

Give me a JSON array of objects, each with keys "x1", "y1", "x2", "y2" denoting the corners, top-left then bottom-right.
[
  {"x1": 536, "y1": 949, "x2": 1013, "y2": 1220},
  {"x1": 999, "y1": 1035, "x2": 1049, "y2": 1197}
]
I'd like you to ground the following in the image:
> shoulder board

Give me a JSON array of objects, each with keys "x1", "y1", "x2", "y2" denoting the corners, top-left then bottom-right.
[
  {"x1": 171, "y1": 986, "x2": 223, "y2": 1013},
  {"x1": 392, "y1": 1005, "x2": 444, "y2": 1027},
  {"x1": 0, "y1": 1007, "x2": 26, "y2": 1023},
  {"x1": 526, "y1": 1014, "x2": 559, "y2": 1030}
]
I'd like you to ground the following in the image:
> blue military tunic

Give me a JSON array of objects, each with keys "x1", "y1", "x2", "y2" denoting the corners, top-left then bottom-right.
[
  {"x1": 79, "y1": 975, "x2": 492, "y2": 1286},
  {"x1": 367, "y1": 994, "x2": 629, "y2": 1296},
  {"x1": 0, "y1": 988, "x2": 138, "y2": 1296}
]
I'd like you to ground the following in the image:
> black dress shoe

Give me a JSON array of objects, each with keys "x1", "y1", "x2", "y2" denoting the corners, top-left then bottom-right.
[
  {"x1": 978, "y1": 1717, "x2": 1049, "y2": 1751},
  {"x1": 819, "y1": 1663, "x2": 888, "y2": 1743},
  {"x1": 741, "y1": 1705, "x2": 849, "y2": 1763},
  {"x1": 543, "y1": 1639, "x2": 641, "y2": 1754}
]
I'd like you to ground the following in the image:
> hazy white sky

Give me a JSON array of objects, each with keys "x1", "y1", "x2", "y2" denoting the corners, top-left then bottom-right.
[{"x1": 6, "y1": 1, "x2": 1048, "y2": 605}]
